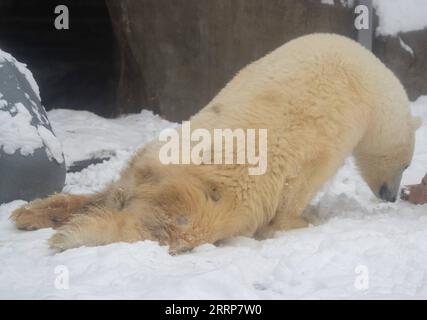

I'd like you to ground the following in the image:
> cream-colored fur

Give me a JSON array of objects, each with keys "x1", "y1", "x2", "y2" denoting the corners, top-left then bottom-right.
[{"x1": 11, "y1": 34, "x2": 420, "y2": 252}]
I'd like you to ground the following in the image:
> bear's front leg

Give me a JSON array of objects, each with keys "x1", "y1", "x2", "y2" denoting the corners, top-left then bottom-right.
[
  {"x1": 255, "y1": 152, "x2": 340, "y2": 239},
  {"x1": 10, "y1": 193, "x2": 96, "y2": 230}
]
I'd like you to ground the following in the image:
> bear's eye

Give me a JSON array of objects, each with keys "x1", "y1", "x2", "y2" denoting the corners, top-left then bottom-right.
[{"x1": 403, "y1": 164, "x2": 409, "y2": 171}]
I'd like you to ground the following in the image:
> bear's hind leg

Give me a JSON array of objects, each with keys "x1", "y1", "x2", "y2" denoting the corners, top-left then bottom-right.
[
  {"x1": 48, "y1": 208, "x2": 147, "y2": 251},
  {"x1": 10, "y1": 193, "x2": 98, "y2": 230}
]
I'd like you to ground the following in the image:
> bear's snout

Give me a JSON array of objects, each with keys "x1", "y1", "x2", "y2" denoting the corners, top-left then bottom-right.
[{"x1": 379, "y1": 183, "x2": 397, "y2": 202}]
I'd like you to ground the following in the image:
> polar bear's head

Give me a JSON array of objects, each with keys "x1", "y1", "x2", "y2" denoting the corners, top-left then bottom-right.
[{"x1": 354, "y1": 116, "x2": 422, "y2": 202}]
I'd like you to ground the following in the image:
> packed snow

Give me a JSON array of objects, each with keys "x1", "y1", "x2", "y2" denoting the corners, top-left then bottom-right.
[
  {"x1": 0, "y1": 95, "x2": 426, "y2": 299},
  {"x1": 47, "y1": 109, "x2": 173, "y2": 166}
]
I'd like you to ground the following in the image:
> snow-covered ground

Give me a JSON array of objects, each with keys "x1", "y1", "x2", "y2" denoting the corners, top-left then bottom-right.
[{"x1": 0, "y1": 96, "x2": 426, "y2": 299}]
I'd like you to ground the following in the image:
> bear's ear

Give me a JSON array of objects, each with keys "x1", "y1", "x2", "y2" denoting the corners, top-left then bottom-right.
[{"x1": 412, "y1": 116, "x2": 423, "y2": 130}]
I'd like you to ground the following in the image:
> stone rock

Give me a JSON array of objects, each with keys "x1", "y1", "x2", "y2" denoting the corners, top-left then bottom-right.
[{"x1": 0, "y1": 49, "x2": 66, "y2": 204}]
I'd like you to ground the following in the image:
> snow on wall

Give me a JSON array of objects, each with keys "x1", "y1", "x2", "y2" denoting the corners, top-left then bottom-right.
[
  {"x1": 320, "y1": 0, "x2": 335, "y2": 5},
  {"x1": 320, "y1": 1, "x2": 427, "y2": 36},
  {"x1": 320, "y1": 0, "x2": 354, "y2": 7},
  {"x1": 373, "y1": 0, "x2": 427, "y2": 36},
  {"x1": 398, "y1": 37, "x2": 414, "y2": 57}
]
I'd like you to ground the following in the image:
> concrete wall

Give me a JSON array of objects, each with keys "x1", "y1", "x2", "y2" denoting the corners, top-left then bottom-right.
[
  {"x1": 374, "y1": 29, "x2": 427, "y2": 101},
  {"x1": 107, "y1": 0, "x2": 427, "y2": 121},
  {"x1": 107, "y1": 0, "x2": 356, "y2": 121}
]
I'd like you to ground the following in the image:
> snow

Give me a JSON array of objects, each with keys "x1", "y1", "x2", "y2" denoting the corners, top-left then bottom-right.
[
  {"x1": 373, "y1": 0, "x2": 427, "y2": 36},
  {"x1": 0, "y1": 97, "x2": 426, "y2": 299},
  {"x1": 47, "y1": 109, "x2": 174, "y2": 166}
]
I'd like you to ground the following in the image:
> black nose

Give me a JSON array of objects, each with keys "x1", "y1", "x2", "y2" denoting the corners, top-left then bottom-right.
[{"x1": 379, "y1": 183, "x2": 397, "y2": 202}]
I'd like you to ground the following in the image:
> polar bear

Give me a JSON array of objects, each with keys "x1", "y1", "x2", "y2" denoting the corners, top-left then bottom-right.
[{"x1": 11, "y1": 34, "x2": 421, "y2": 252}]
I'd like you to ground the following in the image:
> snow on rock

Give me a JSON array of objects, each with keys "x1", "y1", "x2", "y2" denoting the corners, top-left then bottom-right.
[
  {"x1": 37, "y1": 125, "x2": 64, "y2": 164},
  {"x1": 0, "y1": 93, "x2": 7, "y2": 109},
  {"x1": 0, "y1": 98, "x2": 426, "y2": 299},
  {"x1": 0, "y1": 102, "x2": 63, "y2": 161},
  {"x1": 1, "y1": 48, "x2": 63, "y2": 163},
  {"x1": 373, "y1": 0, "x2": 427, "y2": 36},
  {"x1": 0, "y1": 103, "x2": 43, "y2": 156}
]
